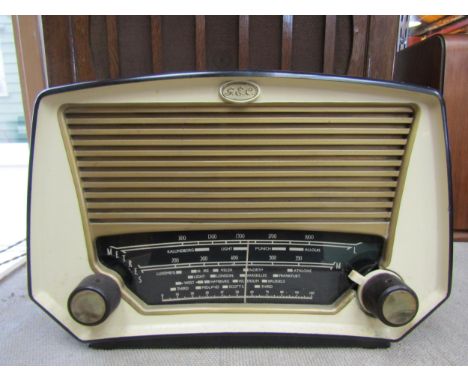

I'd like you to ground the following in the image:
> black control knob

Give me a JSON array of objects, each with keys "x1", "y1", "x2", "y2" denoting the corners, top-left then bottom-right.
[
  {"x1": 349, "y1": 270, "x2": 419, "y2": 327},
  {"x1": 68, "y1": 274, "x2": 121, "y2": 326}
]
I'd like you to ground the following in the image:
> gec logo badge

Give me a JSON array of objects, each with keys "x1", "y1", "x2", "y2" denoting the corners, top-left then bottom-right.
[{"x1": 219, "y1": 81, "x2": 261, "y2": 103}]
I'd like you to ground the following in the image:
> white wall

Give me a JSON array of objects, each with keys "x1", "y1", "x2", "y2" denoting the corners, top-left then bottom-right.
[{"x1": 0, "y1": 15, "x2": 26, "y2": 142}]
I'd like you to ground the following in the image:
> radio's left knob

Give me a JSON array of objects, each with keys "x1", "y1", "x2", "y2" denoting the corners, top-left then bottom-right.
[
  {"x1": 349, "y1": 269, "x2": 418, "y2": 327},
  {"x1": 68, "y1": 274, "x2": 121, "y2": 326}
]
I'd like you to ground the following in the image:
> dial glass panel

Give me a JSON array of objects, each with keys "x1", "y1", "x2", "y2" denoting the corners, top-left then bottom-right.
[{"x1": 96, "y1": 230, "x2": 383, "y2": 305}]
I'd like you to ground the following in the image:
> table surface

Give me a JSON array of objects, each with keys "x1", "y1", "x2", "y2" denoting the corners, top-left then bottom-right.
[{"x1": 1, "y1": 243, "x2": 467, "y2": 366}]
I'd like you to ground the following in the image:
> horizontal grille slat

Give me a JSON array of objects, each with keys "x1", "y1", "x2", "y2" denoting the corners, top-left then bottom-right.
[
  {"x1": 87, "y1": 201, "x2": 393, "y2": 209},
  {"x1": 66, "y1": 116, "x2": 413, "y2": 125},
  {"x1": 74, "y1": 149, "x2": 406, "y2": 157},
  {"x1": 84, "y1": 190, "x2": 396, "y2": 199},
  {"x1": 68, "y1": 127, "x2": 411, "y2": 136},
  {"x1": 77, "y1": 159, "x2": 402, "y2": 168},
  {"x1": 88, "y1": 211, "x2": 392, "y2": 220},
  {"x1": 82, "y1": 180, "x2": 399, "y2": 188},
  {"x1": 63, "y1": 103, "x2": 413, "y2": 225},
  {"x1": 66, "y1": 105, "x2": 414, "y2": 114},
  {"x1": 71, "y1": 138, "x2": 408, "y2": 147},
  {"x1": 79, "y1": 170, "x2": 400, "y2": 178}
]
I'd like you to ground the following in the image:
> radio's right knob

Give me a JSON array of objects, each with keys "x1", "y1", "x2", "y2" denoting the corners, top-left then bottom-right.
[
  {"x1": 68, "y1": 274, "x2": 121, "y2": 326},
  {"x1": 349, "y1": 270, "x2": 419, "y2": 327}
]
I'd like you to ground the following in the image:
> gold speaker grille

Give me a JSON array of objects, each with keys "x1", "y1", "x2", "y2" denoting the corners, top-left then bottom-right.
[{"x1": 62, "y1": 104, "x2": 413, "y2": 226}]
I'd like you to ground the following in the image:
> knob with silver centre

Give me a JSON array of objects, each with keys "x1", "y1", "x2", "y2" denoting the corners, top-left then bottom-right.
[
  {"x1": 68, "y1": 274, "x2": 121, "y2": 326},
  {"x1": 349, "y1": 269, "x2": 419, "y2": 327}
]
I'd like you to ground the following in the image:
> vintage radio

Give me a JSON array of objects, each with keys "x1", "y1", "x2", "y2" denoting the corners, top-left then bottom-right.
[{"x1": 28, "y1": 72, "x2": 452, "y2": 348}]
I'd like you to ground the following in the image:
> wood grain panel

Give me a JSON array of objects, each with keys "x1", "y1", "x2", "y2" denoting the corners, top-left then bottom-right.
[
  {"x1": 117, "y1": 16, "x2": 153, "y2": 77},
  {"x1": 41, "y1": 15, "x2": 399, "y2": 84},
  {"x1": 333, "y1": 16, "x2": 352, "y2": 75},
  {"x1": 323, "y1": 16, "x2": 337, "y2": 74},
  {"x1": 281, "y1": 15, "x2": 293, "y2": 70},
  {"x1": 89, "y1": 16, "x2": 110, "y2": 80},
  {"x1": 238, "y1": 15, "x2": 250, "y2": 69},
  {"x1": 150, "y1": 16, "x2": 163, "y2": 73},
  {"x1": 394, "y1": 36, "x2": 444, "y2": 90},
  {"x1": 394, "y1": 34, "x2": 468, "y2": 230},
  {"x1": 70, "y1": 16, "x2": 96, "y2": 82},
  {"x1": 205, "y1": 16, "x2": 238, "y2": 70},
  {"x1": 41, "y1": 16, "x2": 74, "y2": 86},
  {"x1": 454, "y1": 231, "x2": 468, "y2": 242},
  {"x1": 161, "y1": 16, "x2": 196, "y2": 72},
  {"x1": 106, "y1": 16, "x2": 120, "y2": 79},
  {"x1": 366, "y1": 16, "x2": 399, "y2": 80},
  {"x1": 291, "y1": 16, "x2": 325, "y2": 72},
  {"x1": 347, "y1": 16, "x2": 369, "y2": 77},
  {"x1": 443, "y1": 35, "x2": 468, "y2": 230},
  {"x1": 249, "y1": 16, "x2": 282, "y2": 70},
  {"x1": 195, "y1": 16, "x2": 206, "y2": 70}
]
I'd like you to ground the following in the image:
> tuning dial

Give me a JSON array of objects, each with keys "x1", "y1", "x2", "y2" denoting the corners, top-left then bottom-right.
[
  {"x1": 68, "y1": 274, "x2": 121, "y2": 326},
  {"x1": 349, "y1": 269, "x2": 419, "y2": 327}
]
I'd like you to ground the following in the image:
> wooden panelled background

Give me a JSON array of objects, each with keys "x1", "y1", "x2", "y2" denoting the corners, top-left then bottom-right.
[{"x1": 41, "y1": 15, "x2": 400, "y2": 86}]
